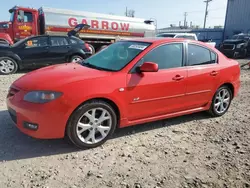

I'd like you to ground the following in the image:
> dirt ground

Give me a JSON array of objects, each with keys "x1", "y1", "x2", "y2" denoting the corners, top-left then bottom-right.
[{"x1": 0, "y1": 60, "x2": 249, "y2": 188}]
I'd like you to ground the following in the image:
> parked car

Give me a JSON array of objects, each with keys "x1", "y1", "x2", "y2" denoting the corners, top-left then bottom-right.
[
  {"x1": 219, "y1": 33, "x2": 250, "y2": 58},
  {"x1": 7, "y1": 38, "x2": 240, "y2": 149},
  {"x1": 156, "y1": 32, "x2": 216, "y2": 47},
  {"x1": 0, "y1": 35, "x2": 91, "y2": 74}
]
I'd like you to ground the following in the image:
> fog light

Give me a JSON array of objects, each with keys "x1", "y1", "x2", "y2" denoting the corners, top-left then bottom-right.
[{"x1": 23, "y1": 122, "x2": 38, "y2": 131}]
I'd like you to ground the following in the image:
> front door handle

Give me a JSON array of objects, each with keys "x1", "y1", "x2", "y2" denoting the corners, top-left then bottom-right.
[
  {"x1": 210, "y1": 71, "x2": 218, "y2": 76},
  {"x1": 172, "y1": 75, "x2": 184, "y2": 81}
]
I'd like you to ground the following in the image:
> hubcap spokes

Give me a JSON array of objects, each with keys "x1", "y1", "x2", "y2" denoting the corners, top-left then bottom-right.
[
  {"x1": 0, "y1": 59, "x2": 14, "y2": 74},
  {"x1": 214, "y1": 89, "x2": 230, "y2": 114},
  {"x1": 76, "y1": 108, "x2": 112, "y2": 144},
  {"x1": 72, "y1": 57, "x2": 82, "y2": 63}
]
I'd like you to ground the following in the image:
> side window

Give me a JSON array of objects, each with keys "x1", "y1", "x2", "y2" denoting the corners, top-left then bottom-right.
[
  {"x1": 211, "y1": 51, "x2": 217, "y2": 63},
  {"x1": 25, "y1": 37, "x2": 48, "y2": 48},
  {"x1": 142, "y1": 43, "x2": 183, "y2": 70},
  {"x1": 18, "y1": 12, "x2": 33, "y2": 22},
  {"x1": 50, "y1": 37, "x2": 69, "y2": 46},
  {"x1": 188, "y1": 44, "x2": 215, "y2": 66}
]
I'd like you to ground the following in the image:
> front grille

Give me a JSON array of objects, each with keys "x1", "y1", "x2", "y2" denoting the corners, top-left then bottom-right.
[
  {"x1": 222, "y1": 44, "x2": 235, "y2": 50},
  {"x1": 8, "y1": 107, "x2": 17, "y2": 124}
]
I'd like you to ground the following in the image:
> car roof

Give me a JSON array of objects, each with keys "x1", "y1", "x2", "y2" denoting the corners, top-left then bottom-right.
[
  {"x1": 124, "y1": 37, "x2": 213, "y2": 48},
  {"x1": 158, "y1": 33, "x2": 196, "y2": 36}
]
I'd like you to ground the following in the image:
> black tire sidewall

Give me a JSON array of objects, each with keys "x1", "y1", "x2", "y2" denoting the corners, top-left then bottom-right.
[
  {"x1": 70, "y1": 55, "x2": 83, "y2": 63},
  {"x1": 88, "y1": 44, "x2": 95, "y2": 55},
  {"x1": 0, "y1": 57, "x2": 18, "y2": 75},
  {"x1": 67, "y1": 101, "x2": 117, "y2": 149},
  {"x1": 210, "y1": 86, "x2": 232, "y2": 117}
]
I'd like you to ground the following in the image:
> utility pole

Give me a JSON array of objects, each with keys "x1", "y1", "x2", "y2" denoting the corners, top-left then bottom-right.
[
  {"x1": 184, "y1": 12, "x2": 188, "y2": 28},
  {"x1": 203, "y1": 0, "x2": 212, "y2": 28},
  {"x1": 125, "y1": 7, "x2": 128, "y2": 16}
]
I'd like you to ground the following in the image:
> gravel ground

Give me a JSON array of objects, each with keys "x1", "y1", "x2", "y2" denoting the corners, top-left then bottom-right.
[{"x1": 0, "y1": 59, "x2": 249, "y2": 188}]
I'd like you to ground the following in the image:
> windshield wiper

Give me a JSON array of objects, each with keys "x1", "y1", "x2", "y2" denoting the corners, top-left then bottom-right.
[{"x1": 81, "y1": 61, "x2": 114, "y2": 72}]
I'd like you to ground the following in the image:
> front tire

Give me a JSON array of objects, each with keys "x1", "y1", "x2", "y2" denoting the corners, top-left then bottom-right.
[
  {"x1": 0, "y1": 57, "x2": 18, "y2": 75},
  {"x1": 208, "y1": 86, "x2": 232, "y2": 117},
  {"x1": 66, "y1": 100, "x2": 117, "y2": 149}
]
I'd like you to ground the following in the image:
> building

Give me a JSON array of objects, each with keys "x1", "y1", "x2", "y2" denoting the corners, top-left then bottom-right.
[{"x1": 224, "y1": 0, "x2": 250, "y2": 39}]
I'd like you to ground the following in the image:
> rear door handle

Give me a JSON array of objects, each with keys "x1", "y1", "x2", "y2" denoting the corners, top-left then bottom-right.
[
  {"x1": 172, "y1": 75, "x2": 184, "y2": 81},
  {"x1": 210, "y1": 71, "x2": 218, "y2": 76}
]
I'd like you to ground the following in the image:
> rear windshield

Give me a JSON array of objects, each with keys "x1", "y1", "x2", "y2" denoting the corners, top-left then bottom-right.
[{"x1": 70, "y1": 37, "x2": 84, "y2": 44}]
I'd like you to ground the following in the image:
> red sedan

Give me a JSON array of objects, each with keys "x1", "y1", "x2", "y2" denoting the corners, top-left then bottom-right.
[{"x1": 6, "y1": 38, "x2": 240, "y2": 148}]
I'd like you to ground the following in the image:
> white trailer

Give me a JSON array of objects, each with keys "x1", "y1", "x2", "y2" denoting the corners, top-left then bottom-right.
[{"x1": 40, "y1": 7, "x2": 156, "y2": 53}]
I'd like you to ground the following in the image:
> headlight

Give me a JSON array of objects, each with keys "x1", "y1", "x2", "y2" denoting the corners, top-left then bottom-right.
[
  {"x1": 24, "y1": 91, "x2": 62, "y2": 103},
  {"x1": 236, "y1": 43, "x2": 245, "y2": 48}
]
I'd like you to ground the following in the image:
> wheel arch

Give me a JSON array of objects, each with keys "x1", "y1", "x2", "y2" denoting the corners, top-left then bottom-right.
[
  {"x1": 65, "y1": 97, "x2": 121, "y2": 136},
  {"x1": 218, "y1": 82, "x2": 235, "y2": 98},
  {"x1": 66, "y1": 52, "x2": 86, "y2": 62}
]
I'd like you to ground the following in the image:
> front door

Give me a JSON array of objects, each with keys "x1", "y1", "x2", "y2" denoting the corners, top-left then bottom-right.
[
  {"x1": 126, "y1": 43, "x2": 188, "y2": 121},
  {"x1": 185, "y1": 43, "x2": 221, "y2": 109},
  {"x1": 17, "y1": 36, "x2": 50, "y2": 67},
  {"x1": 15, "y1": 11, "x2": 36, "y2": 40}
]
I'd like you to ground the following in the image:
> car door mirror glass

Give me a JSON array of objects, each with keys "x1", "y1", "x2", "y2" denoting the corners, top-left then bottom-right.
[{"x1": 139, "y1": 62, "x2": 158, "y2": 72}]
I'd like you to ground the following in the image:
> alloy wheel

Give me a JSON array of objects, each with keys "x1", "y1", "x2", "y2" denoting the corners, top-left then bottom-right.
[
  {"x1": 72, "y1": 57, "x2": 82, "y2": 63},
  {"x1": 0, "y1": 59, "x2": 15, "y2": 74},
  {"x1": 76, "y1": 108, "x2": 112, "y2": 144},
  {"x1": 214, "y1": 88, "x2": 231, "y2": 114}
]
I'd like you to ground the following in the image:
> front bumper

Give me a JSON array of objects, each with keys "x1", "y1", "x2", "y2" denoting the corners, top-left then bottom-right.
[{"x1": 6, "y1": 88, "x2": 71, "y2": 139}]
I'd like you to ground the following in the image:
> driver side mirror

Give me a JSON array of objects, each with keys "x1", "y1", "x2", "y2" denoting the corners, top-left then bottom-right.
[{"x1": 139, "y1": 62, "x2": 158, "y2": 72}]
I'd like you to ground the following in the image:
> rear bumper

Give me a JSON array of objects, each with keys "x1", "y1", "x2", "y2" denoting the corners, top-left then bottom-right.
[{"x1": 233, "y1": 79, "x2": 240, "y2": 98}]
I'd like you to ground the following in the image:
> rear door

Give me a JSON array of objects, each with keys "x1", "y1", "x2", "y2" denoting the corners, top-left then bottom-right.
[
  {"x1": 126, "y1": 43, "x2": 188, "y2": 121},
  {"x1": 185, "y1": 43, "x2": 220, "y2": 109},
  {"x1": 17, "y1": 36, "x2": 50, "y2": 66},
  {"x1": 47, "y1": 36, "x2": 71, "y2": 64}
]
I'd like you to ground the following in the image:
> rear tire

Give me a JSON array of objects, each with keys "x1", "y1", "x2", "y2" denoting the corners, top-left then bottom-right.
[
  {"x1": 88, "y1": 44, "x2": 95, "y2": 55},
  {"x1": 70, "y1": 55, "x2": 83, "y2": 63},
  {"x1": 66, "y1": 100, "x2": 117, "y2": 149},
  {"x1": 208, "y1": 86, "x2": 232, "y2": 117},
  {"x1": 0, "y1": 57, "x2": 18, "y2": 75}
]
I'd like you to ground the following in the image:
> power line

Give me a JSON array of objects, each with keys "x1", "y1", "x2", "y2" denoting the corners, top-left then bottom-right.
[{"x1": 203, "y1": 0, "x2": 213, "y2": 29}]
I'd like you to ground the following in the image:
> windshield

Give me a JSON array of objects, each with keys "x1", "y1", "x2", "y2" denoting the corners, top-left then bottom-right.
[
  {"x1": 82, "y1": 41, "x2": 151, "y2": 71},
  {"x1": 156, "y1": 34, "x2": 176, "y2": 38},
  {"x1": 10, "y1": 11, "x2": 15, "y2": 22},
  {"x1": 11, "y1": 38, "x2": 26, "y2": 47}
]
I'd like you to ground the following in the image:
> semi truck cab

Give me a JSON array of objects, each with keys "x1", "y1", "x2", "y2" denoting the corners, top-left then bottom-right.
[{"x1": 0, "y1": 6, "x2": 39, "y2": 44}]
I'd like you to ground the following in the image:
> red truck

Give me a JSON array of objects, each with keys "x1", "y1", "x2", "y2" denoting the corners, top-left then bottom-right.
[{"x1": 0, "y1": 6, "x2": 155, "y2": 54}]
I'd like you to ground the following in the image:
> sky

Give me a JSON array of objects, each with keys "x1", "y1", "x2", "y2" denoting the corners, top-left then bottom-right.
[{"x1": 0, "y1": 0, "x2": 228, "y2": 29}]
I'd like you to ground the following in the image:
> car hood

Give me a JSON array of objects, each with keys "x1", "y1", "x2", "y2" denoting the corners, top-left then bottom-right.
[
  {"x1": 223, "y1": 39, "x2": 245, "y2": 44},
  {"x1": 0, "y1": 21, "x2": 8, "y2": 28},
  {"x1": 13, "y1": 63, "x2": 112, "y2": 90},
  {"x1": 0, "y1": 45, "x2": 10, "y2": 49}
]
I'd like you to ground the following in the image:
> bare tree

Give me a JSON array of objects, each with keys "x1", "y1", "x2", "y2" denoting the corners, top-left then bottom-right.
[{"x1": 125, "y1": 7, "x2": 135, "y2": 17}]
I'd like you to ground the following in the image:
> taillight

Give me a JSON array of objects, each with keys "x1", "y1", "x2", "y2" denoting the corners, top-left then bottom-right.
[
  {"x1": 84, "y1": 43, "x2": 90, "y2": 51},
  {"x1": 7, "y1": 87, "x2": 19, "y2": 98}
]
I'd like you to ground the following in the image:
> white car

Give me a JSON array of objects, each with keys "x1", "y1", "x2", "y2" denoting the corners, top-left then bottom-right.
[{"x1": 157, "y1": 33, "x2": 216, "y2": 47}]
